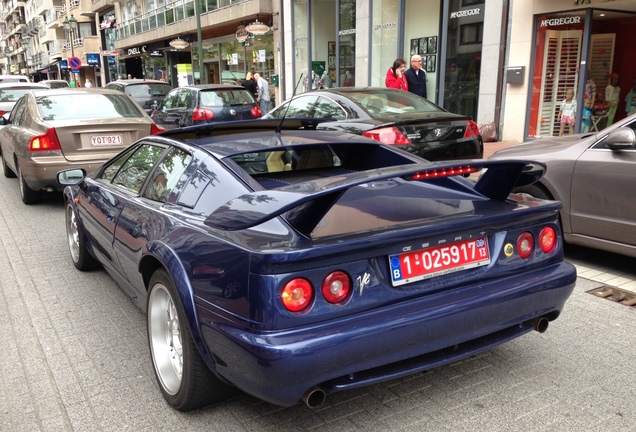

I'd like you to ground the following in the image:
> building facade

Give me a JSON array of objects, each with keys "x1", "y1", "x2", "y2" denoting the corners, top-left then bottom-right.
[{"x1": 3, "y1": 0, "x2": 635, "y2": 145}]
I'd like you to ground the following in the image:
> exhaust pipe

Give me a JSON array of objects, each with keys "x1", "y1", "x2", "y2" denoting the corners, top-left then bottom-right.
[
  {"x1": 532, "y1": 316, "x2": 549, "y2": 333},
  {"x1": 301, "y1": 386, "x2": 326, "y2": 409}
]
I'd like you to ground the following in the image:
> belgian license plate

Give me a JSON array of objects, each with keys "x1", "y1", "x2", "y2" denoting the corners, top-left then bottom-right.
[
  {"x1": 90, "y1": 134, "x2": 123, "y2": 146},
  {"x1": 389, "y1": 237, "x2": 490, "y2": 286}
]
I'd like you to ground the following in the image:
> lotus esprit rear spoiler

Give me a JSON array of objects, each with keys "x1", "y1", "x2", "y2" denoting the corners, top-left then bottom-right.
[{"x1": 204, "y1": 160, "x2": 545, "y2": 235}]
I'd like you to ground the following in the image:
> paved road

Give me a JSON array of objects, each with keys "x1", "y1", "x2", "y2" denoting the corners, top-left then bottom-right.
[{"x1": 1, "y1": 175, "x2": 636, "y2": 431}]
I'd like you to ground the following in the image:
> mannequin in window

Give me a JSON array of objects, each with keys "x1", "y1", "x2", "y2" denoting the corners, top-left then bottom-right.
[
  {"x1": 605, "y1": 73, "x2": 620, "y2": 126},
  {"x1": 559, "y1": 88, "x2": 576, "y2": 136}
]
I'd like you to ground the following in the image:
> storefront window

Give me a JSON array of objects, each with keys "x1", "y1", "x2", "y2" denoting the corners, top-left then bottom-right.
[
  {"x1": 338, "y1": 0, "x2": 355, "y2": 87},
  {"x1": 443, "y1": 0, "x2": 484, "y2": 118},
  {"x1": 528, "y1": 11, "x2": 585, "y2": 138},
  {"x1": 404, "y1": 0, "x2": 441, "y2": 101},
  {"x1": 370, "y1": 0, "x2": 399, "y2": 87},
  {"x1": 293, "y1": 0, "x2": 309, "y2": 93},
  {"x1": 220, "y1": 40, "x2": 247, "y2": 84},
  {"x1": 309, "y1": 0, "x2": 336, "y2": 91}
]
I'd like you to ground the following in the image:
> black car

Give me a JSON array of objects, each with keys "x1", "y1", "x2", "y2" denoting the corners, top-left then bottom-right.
[
  {"x1": 150, "y1": 84, "x2": 262, "y2": 130},
  {"x1": 263, "y1": 87, "x2": 483, "y2": 161},
  {"x1": 104, "y1": 79, "x2": 171, "y2": 114}
]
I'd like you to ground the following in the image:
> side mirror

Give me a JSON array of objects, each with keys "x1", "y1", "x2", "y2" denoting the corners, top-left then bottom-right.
[
  {"x1": 605, "y1": 127, "x2": 636, "y2": 150},
  {"x1": 57, "y1": 169, "x2": 86, "y2": 186}
]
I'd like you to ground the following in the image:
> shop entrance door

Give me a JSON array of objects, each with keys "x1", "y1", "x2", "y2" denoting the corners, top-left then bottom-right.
[{"x1": 537, "y1": 30, "x2": 582, "y2": 137}]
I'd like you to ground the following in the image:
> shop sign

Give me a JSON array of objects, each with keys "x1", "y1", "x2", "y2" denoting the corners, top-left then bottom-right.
[
  {"x1": 127, "y1": 45, "x2": 146, "y2": 56},
  {"x1": 338, "y1": 29, "x2": 356, "y2": 36},
  {"x1": 100, "y1": 19, "x2": 115, "y2": 29},
  {"x1": 149, "y1": 50, "x2": 163, "y2": 57},
  {"x1": 373, "y1": 22, "x2": 396, "y2": 31},
  {"x1": 101, "y1": 50, "x2": 119, "y2": 56},
  {"x1": 59, "y1": 60, "x2": 68, "y2": 71},
  {"x1": 450, "y1": 8, "x2": 481, "y2": 19},
  {"x1": 236, "y1": 25, "x2": 249, "y2": 43},
  {"x1": 86, "y1": 53, "x2": 100, "y2": 66},
  {"x1": 539, "y1": 16, "x2": 582, "y2": 27}
]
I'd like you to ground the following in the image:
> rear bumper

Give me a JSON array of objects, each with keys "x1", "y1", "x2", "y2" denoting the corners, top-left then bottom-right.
[
  {"x1": 20, "y1": 156, "x2": 105, "y2": 192},
  {"x1": 198, "y1": 260, "x2": 576, "y2": 406}
]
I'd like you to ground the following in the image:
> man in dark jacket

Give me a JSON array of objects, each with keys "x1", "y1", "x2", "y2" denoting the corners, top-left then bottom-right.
[{"x1": 404, "y1": 55, "x2": 427, "y2": 99}]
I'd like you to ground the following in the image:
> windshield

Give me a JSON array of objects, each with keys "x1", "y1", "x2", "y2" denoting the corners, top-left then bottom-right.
[
  {"x1": 126, "y1": 83, "x2": 171, "y2": 98},
  {"x1": 347, "y1": 90, "x2": 442, "y2": 116},
  {"x1": 37, "y1": 94, "x2": 145, "y2": 120},
  {"x1": 0, "y1": 87, "x2": 45, "y2": 102}
]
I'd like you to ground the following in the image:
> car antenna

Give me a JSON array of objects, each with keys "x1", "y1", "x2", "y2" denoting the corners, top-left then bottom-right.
[{"x1": 274, "y1": 72, "x2": 304, "y2": 137}]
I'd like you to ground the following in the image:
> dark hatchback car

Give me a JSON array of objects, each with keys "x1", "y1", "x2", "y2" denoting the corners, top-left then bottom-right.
[
  {"x1": 56, "y1": 119, "x2": 574, "y2": 411},
  {"x1": 150, "y1": 84, "x2": 262, "y2": 130},
  {"x1": 263, "y1": 87, "x2": 483, "y2": 161},
  {"x1": 105, "y1": 79, "x2": 171, "y2": 114}
]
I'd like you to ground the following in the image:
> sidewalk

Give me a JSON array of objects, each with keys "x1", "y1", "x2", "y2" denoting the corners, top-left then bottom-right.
[{"x1": 482, "y1": 140, "x2": 519, "y2": 159}]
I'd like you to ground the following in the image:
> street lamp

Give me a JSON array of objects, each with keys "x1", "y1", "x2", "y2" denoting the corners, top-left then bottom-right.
[{"x1": 63, "y1": 14, "x2": 78, "y2": 58}]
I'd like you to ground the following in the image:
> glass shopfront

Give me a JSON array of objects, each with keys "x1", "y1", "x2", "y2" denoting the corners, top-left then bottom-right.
[
  {"x1": 528, "y1": 9, "x2": 636, "y2": 138},
  {"x1": 442, "y1": 0, "x2": 484, "y2": 119},
  {"x1": 370, "y1": 0, "x2": 399, "y2": 87}
]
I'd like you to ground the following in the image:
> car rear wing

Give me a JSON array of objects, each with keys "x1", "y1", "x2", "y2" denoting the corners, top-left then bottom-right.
[{"x1": 204, "y1": 160, "x2": 546, "y2": 235}]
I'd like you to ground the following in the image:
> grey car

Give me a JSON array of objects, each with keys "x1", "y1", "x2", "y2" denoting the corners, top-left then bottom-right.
[
  {"x1": 489, "y1": 113, "x2": 636, "y2": 258},
  {"x1": 0, "y1": 82, "x2": 49, "y2": 116},
  {"x1": 151, "y1": 84, "x2": 262, "y2": 130}
]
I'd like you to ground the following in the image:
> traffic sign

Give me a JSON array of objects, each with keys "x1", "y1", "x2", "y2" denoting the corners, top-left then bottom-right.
[{"x1": 69, "y1": 56, "x2": 82, "y2": 71}]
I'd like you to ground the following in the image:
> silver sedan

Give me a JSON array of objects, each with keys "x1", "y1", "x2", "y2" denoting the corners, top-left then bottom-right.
[{"x1": 489, "y1": 114, "x2": 636, "y2": 258}]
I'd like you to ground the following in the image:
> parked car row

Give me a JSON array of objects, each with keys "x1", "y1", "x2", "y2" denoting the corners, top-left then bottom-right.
[{"x1": 0, "y1": 83, "x2": 586, "y2": 412}]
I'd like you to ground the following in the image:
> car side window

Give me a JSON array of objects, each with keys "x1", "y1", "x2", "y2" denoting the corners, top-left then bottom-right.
[
  {"x1": 176, "y1": 89, "x2": 192, "y2": 109},
  {"x1": 142, "y1": 147, "x2": 193, "y2": 203},
  {"x1": 162, "y1": 90, "x2": 178, "y2": 109},
  {"x1": 313, "y1": 97, "x2": 346, "y2": 119},
  {"x1": 9, "y1": 96, "x2": 28, "y2": 125},
  {"x1": 108, "y1": 143, "x2": 168, "y2": 194}
]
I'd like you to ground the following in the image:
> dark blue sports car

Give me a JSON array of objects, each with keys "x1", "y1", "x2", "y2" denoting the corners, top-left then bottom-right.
[{"x1": 58, "y1": 119, "x2": 576, "y2": 411}]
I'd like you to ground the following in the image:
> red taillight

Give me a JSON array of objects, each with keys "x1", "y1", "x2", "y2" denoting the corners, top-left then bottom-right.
[
  {"x1": 28, "y1": 128, "x2": 62, "y2": 152},
  {"x1": 281, "y1": 278, "x2": 313, "y2": 312},
  {"x1": 464, "y1": 120, "x2": 480, "y2": 138},
  {"x1": 409, "y1": 165, "x2": 479, "y2": 179},
  {"x1": 362, "y1": 127, "x2": 411, "y2": 145},
  {"x1": 321, "y1": 271, "x2": 351, "y2": 304},
  {"x1": 538, "y1": 227, "x2": 557, "y2": 253},
  {"x1": 150, "y1": 123, "x2": 165, "y2": 135},
  {"x1": 0, "y1": 110, "x2": 6, "y2": 116},
  {"x1": 517, "y1": 232, "x2": 534, "y2": 259},
  {"x1": 251, "y1": 105, "x2": 263, "y2": 118},
  {"x1": 192, "y1": 108, "x2": 214, "y2": 121}
]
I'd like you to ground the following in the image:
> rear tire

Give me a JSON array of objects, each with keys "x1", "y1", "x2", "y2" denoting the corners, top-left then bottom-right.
[
  {"x1": 65, "y1": 202, "x2": 100, "y2": 271},
  {"x1": 1, "y1": 151, "x2": 15, "y2": 178},
  {"x1": 147, "y1": 269, "x2": 237, "y2": 411},
  {"x1": 17, "y1": 164, "x2": 40, "y2": 204}
]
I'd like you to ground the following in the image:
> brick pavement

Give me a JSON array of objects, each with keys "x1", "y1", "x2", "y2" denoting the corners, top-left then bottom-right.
[{"x1": 2, "y1": 166, "x2": 636, "y2": 431}]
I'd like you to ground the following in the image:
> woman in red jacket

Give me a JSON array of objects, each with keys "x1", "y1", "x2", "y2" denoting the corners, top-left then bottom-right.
[{"x1": 385, "y1": 58, "x2": 408, "y2": 91}]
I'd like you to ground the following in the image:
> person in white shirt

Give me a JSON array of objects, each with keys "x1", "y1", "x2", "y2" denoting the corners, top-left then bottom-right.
[
  {"x1": 84, "y1": 79, "x2": 92, "y2": 88},
  {"x1": 253, "y1": 73, "x2": 271, "y2": 114}
]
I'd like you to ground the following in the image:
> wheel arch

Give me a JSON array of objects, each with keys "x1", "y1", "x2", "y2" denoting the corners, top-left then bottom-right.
[{"x1": 140, "y1": 244, "x2": 217, "y2": 371}]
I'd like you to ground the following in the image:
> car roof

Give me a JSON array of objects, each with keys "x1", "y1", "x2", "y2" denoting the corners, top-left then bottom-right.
[
  {"x1": 0, "y1": 74, "x2": 30, "y2": 82},
  {"x1": 0, "y1": 82, "x2": 49, "y2": 88},
  {"x1": 108, "y1": 79, "x2": 169, "y2": 86},
  {"x1": 173, "y1": 84, "x2": 247, "y2": 91},
  {"x1": 31, "y1": 88, "x2": 123, "y2": 96}
]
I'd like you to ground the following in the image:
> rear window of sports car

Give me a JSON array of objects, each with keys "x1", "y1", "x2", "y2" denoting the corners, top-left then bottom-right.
[{"x1": 36, "y1": 94, "x2": 145, "y2": 120}]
